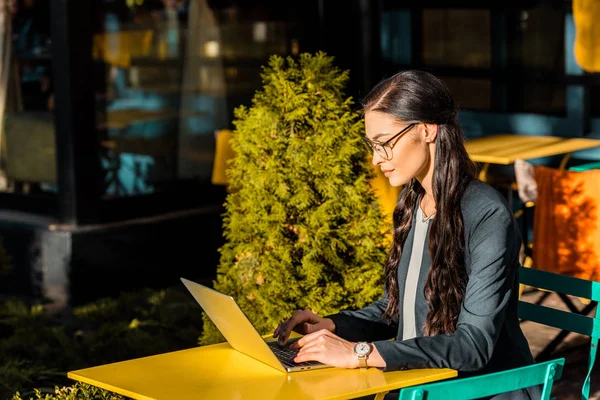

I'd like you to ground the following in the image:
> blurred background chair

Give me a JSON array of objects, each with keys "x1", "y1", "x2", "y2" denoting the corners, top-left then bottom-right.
[{"x1": 211, "y1": 129, "x2": 234, "y2": 190}]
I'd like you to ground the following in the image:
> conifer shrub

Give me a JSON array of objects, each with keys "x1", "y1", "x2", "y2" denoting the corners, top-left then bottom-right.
[
  {"x1": 2, "y1": 288, "x2": 202, "y2": 400},
  {"x1": 201, "y1": 52, "x2": 388, "y2": 344},
  {"x1": 10, "y1": 383, "x2": 125, "y2": 400}
]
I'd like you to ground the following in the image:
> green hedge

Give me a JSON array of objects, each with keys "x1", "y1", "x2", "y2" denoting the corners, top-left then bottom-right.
[
  {"x1": 1, "y1": 287, "x2": 204, "y2": 399},
  {"x1": 10, "y1": 383, "x2": 125, "y2": 400}
]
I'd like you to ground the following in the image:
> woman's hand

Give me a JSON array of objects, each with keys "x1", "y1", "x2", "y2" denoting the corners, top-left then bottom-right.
[
  {"x1": 273, "y1": 310, "x2": 335, "y2": 346},
  {"x1": 290, "y1": 329, "x2": 359, "y2": 368}
]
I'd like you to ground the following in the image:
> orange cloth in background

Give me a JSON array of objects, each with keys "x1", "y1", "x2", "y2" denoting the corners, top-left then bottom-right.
[
  {"x1": 533, "y1": 166, "x2": 600, "y2": 281},
  {"x1": 573, "y1": 0, "x2": 600, "y2": 72}
]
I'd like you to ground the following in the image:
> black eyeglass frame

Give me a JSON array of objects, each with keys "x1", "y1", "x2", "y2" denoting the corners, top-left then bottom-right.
[{"x1": 362, "y1": 122, "x2": 418, "y2": 161}]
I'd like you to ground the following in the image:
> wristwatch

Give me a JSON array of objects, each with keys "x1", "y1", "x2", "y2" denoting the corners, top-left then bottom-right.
[{"x1": 353, "y1": 342, "x2": 373, "y2": 369}]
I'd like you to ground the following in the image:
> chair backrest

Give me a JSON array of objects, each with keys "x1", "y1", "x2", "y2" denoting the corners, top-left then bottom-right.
[
  {"x1": 569, "y1": 161, "x2": 600, "y2": 172},
  {"x1": 519, "y1": 266, "x2": 599, "y2": 400},
  {"x1": 519, "y1": 266, "x2": 600, "y2": 335},
  {"x1": 398, "y1": 358, "x2": 564, "y2": 400}
]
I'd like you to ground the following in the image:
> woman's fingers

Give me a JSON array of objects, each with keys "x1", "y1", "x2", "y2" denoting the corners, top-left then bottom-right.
[
  {"x1": 290, "y1": 328, "x2": 331, "y2": 349},
  {"x1": 273, "y1": 323, "x2": 282, "y2": 338},
  {"x1": 293, "y1": 345, "x2": 328, "y2": 364},
  {"x1": 291, "y1": 330, "x2": 356, "y2": 368},
  {"x1": 275, "y1": 310, "x2": 313, "y2": 345}
]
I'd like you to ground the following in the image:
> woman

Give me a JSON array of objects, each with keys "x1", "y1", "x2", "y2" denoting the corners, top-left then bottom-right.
[{"x1": 273, "y1": 70, "x2": 538, "y2": 399}]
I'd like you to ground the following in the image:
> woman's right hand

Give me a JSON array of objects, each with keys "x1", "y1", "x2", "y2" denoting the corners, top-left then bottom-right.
[{"x1": 273, "y1": 310, "x2": 336, "y2": 346}]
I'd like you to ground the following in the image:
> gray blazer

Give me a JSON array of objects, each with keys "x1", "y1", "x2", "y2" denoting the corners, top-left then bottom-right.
[{"x1": 328, "y1": 181, "x2": 538, "y2": 398}]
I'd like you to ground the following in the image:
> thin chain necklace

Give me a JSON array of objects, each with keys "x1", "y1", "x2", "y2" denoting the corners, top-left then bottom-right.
[{"x1": 421, "y1": 194, "x2": 436, "y2": 223}]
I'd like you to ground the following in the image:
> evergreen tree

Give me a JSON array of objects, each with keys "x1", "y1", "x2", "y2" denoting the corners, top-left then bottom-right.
[{"x1": 201, "y1": 52, "x2": 389, "y2": 345}]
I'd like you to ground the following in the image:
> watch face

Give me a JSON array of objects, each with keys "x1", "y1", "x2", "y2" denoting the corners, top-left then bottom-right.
[{"x1": 354, "y1": 342, "x2": 371, "y2": 357}]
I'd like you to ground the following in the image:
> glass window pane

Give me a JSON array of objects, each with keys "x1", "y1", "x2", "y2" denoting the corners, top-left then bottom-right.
[
  {"x1": 1, "y1": 0, "x2": 57, "y2": 198},
  {"x1": 422, "y1": 9, "x2": 491, "y2": 68},
  {"x1": 380, "y1": 10, "x2": 412, "y2": 64},
  {"x1": 506, "y1": 83, "x2": 566, "y2": 115},
  {"x1": 590, "y1": 85, "x2": 600, "y2": 117},
  {"x1": 506, "y1": 7, "x2": 564, "y2": 72},
  {"x1": 440, "y1": 77, "x2": 491, "y2": 111},
  {"x1": 93, "y1": 1, "x2": 303, "y2": 199}
]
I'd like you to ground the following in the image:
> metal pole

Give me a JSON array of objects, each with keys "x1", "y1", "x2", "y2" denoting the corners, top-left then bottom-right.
[{"x1": 50, "y1": 0, "x2": 100, "y2": 225}]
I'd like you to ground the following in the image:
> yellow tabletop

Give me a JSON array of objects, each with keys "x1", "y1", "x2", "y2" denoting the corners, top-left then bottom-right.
[
  {"x1": 68, "y1": 343, "x2": 456, "y2": 400},
  {"x1": 465, "y1": 134, "x2": 600, "y2": 165}
]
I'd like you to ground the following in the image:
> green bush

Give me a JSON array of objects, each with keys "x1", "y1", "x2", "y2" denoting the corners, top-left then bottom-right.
[
  {"x1": 1, "y1": 287, "x2": 203, "y2": 399},
  {"x1": 201, "y1": 52, "x2": 388, "y2": 344},
  {"x1": 10, "y1": 383, "x2": 125, "y2": 400}
]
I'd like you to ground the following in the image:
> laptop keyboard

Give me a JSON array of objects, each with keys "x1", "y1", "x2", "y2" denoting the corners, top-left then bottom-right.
[{"x1": 267, "y1": 342, "x2": 322, "y2": 368}]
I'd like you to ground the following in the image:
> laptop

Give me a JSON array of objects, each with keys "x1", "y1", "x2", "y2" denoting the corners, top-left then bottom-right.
[{"x1": 181, "y1": 277, "x2": 331, "y2": 373}]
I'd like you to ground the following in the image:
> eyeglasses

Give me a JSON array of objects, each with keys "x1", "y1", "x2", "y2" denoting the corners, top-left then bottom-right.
[{"x1": 362, "y1": 123, "x2": 417, "y2": 161}]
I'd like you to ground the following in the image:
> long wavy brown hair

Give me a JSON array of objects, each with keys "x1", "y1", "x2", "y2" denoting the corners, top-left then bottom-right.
[{"x1": 363, "y1": 70, "x2": 477, "y2": 336}]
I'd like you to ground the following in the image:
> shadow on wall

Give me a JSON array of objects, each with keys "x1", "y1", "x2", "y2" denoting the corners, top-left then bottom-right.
[{"x1": 533, "y1": 166, "x2": 600, "y2": 281}]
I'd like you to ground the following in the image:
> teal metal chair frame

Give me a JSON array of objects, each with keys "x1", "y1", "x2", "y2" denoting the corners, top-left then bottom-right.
[
  {"x1": 519, "y1": 266, "x2": 599, "y2": 400},
  {"x1": 569, "y1": 161, "x2": 600, "y2": 172},
  {"x1": 398, "y1": 358, "x2": 564, "y2": 400}
]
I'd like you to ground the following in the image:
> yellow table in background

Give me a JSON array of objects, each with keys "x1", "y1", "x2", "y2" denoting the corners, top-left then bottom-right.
[
  {"x1": 68, "y1": 342, "x2": 456, "y2": 400},
  {"x1": 465, "y1": 134, "x2": 600, "y2": 180}
]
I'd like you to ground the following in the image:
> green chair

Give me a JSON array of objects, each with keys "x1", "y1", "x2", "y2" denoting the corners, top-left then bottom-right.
[
  {"x1": 569, "y1": 161, "x2": 600, "y2": 172},
  {"x1": 519, "y1": 267, "x2": 599, "y2": 400},
  {"x1": 398, "y1": 358, "x2": 564, "y2": 400}
]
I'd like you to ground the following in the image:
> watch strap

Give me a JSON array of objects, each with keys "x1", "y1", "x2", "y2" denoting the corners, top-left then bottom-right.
[{"x1": 358, "y1": 355, "x2": 368, "y2": 368}]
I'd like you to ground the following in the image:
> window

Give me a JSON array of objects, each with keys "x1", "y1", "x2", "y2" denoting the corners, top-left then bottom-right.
[
  {"x1": 505, "y1": 7, "x2": 565, "y2": 71},
  {"x1": 504, "y1": 6, "x2": 566, "y2": 115},
  {"x1": 588, "y1": 83, "x2": 600, "y2": 117},
  {"x1": 380, "y1": 4, "x2": 568, "y2": 115},
  {"x1": 439, "y1": 77, "x2": 492, "y2": 110},
  {"x1": 0, "y1": 0, "x2": 57, "y2": 211},
  {"x1": 421, "y1": 9, "x2": 492, "y2": 111},
  {"x1": 506, "y1": 83, "x2": 566, "y2": 115},
  {"x1": 422, "y1": 9, "x2": 491, "y2": 68},
  {"x1": 92, "y1": 0, "x2": 305, "y2": 200}
]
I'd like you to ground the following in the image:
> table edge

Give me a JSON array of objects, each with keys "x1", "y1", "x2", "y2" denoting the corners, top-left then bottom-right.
[
  {"x1": 67, "y1": 367, "x2": 457, "y2": 400},
  {"x1": 324, "y1": 368, "x2": 457, "y2": 400},
  {"x1": 67, "y1": 371, "x2": 156, "y2": 400}
]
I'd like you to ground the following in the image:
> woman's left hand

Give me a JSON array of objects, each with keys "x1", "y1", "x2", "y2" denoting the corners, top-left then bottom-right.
[{"x1": 290, "y1": 329, "x2": 359, "y2": 368}]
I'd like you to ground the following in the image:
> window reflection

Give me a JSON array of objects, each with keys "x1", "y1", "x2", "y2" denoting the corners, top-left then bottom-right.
[
  {"x1": 1, "y1": 0, "x2": 57, "y2": 197},
  {"x1": 439, "y1": 77, "x2": 491, "y2": 111},
  {"x1": 93, "y1": 0, "x2": 300, "y2": 198},
  {"x1": 505, "y1": 7, "x2": 566, "y2": 115},
  {"x1": 422, "y1": 9, "x2": 491, "y2": 68}
]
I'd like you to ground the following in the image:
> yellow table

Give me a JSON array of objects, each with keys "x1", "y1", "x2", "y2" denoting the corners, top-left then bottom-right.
[
  {"x1": 68, "y1": 342, "x2": 457, "y2": 400},
  {"x1": 465, "y1": 134, "x2": 600, "y2": 180}
]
